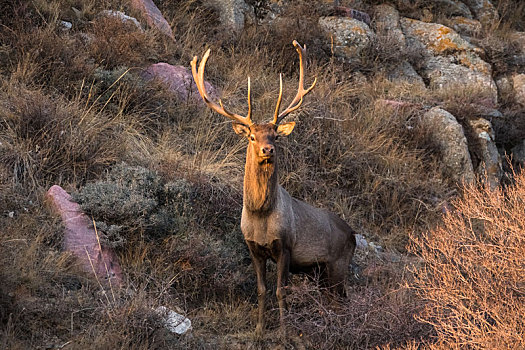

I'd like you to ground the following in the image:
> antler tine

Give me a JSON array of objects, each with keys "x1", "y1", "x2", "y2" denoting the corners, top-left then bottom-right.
[
  {"x1": 191, "y1": 49, "x2": 252, "y2": 126},
  {"x1": 272, "y1": 74, "x2": 283, "y2": 124},
  {"x1": 272, "y1": 40, "x2": 317, "y2": 125},
  {"x1": 247, "y1": 77, "x2": 252, "y2": 120}
]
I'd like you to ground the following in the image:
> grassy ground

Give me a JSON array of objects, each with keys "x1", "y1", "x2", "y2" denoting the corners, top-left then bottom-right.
[{"x1": 1, "y1": 0, "x2": 524, "y2": 349}]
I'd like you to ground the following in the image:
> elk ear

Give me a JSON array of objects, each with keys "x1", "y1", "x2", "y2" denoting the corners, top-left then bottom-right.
[
  {"x1": 232, "y1": 122, "x2": 250, "y2": 137},
  {"x1": 276, "y1": 121, "x2": 295, "y2": 136}
]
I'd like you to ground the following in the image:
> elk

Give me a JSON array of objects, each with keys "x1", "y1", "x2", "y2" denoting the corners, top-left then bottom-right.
[{"x1": 191, "y1": 41, "x2": 356, "y2": 336}]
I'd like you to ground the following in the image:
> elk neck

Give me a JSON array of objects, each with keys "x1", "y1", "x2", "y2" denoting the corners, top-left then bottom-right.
[{"x1": 243, "y1": 142, "x2": 278, "y2": 214}]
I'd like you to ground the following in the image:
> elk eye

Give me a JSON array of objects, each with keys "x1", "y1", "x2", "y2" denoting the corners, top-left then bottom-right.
[{"x1": 250, "y1": 135, "x2": 255, "y2": 141}]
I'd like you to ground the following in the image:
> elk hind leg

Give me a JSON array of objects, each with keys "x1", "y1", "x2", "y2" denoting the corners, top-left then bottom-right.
[{"x1": 327, "y1": 259, "x2": 348, "y2": 297}]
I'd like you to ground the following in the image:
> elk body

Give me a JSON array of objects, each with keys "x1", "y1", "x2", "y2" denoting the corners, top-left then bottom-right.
[{"x1": 191, "y1": 41, "x2": 356, "y2": 336}]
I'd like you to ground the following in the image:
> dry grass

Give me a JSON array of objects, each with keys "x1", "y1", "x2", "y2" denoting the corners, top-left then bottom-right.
[{"x1": 1, "y1": 0, "x2": 523, "y2": 349}]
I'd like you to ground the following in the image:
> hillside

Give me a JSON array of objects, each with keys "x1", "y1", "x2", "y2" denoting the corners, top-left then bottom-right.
[{"x1": 1, "y1": 0, "x2": 524, "y2": 349}]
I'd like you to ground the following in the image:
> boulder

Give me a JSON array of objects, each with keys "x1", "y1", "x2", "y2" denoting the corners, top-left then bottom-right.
[
  {"x1": 130, "y1": 0, "x2": 174, "y2": 39},
  {"x1": 373, "y1": 4, "x2": 406, "y2": 50},
  {"x1": 429, "y1": 0, "x2": 473, "y2": 18},
  {"x1": 209, "y1": 0, "x2": 254, "y2": 32},
  {"x1": 462, "y1": 0, "x2": 499, "y2": 27},
  {"x1": 512, "y1": 73, "x2": 525, "y2": 107},
  {"x1": 468, "y1": 118, "x2": 502, "y2": 189},
  {"x1": 46, "y1": 185, "x2": 122, "y2": 286},
  {"x1": 421, "y1": 107, "x2": 475, "y2": 184},
  {"x1": 318, "y1": 16, "x2": 375, "y2": 61},
  {"x1": 401, "y1": 18, "x2": 497, "y2": 105},
  {"x1": 387, "y1": 61, "x2": 426, "y2": 88},
  {"x1": 444, "y1": 16, "x2": 482, "y2": 38},
  {"x1": 509, "y1": 32, "x2": 525, "y2": 67},
  {"x1": 141, "y1": 63, "x2": 217, "y2": 103},
  {"x1": 423, "y1": 56, "x2": 496, "y2": 105},
  {"x1": 496, "y1": 75, "x2": 513, "y2": 103}
]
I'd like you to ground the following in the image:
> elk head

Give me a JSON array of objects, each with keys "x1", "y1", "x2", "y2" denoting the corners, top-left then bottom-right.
[{"x1": 191, "y1": 40, "x2": 317, "y2": 165}]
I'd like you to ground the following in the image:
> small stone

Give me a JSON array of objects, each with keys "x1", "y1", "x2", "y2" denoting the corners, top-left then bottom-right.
[
  {"x1": 155, "y1": 306, "x2": 192, "y2": 335},
  {"x1": 59, "y1": 20, "x2": 72, "y2": 31}
]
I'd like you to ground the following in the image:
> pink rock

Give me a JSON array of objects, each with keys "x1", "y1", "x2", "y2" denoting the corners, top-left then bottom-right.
[
  {"x1": 335, "y1": 7, "x2": 371, "y2": 26},
  {"x1": 130, "y1": 0, "x2": 174, "y2": 39},
  {"x1": 46, "y1": 185, "x2": 122, "y2": 287},
  {"x1": 141, "y1": 63, "x2": 217, "y2": 103}
]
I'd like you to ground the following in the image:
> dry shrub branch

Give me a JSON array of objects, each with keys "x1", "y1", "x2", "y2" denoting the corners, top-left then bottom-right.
[{"x1": 410, "y1": 172, "x2": 525, "y2": 348}]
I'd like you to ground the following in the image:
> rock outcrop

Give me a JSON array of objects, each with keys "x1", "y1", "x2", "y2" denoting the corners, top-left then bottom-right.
[
  {"x1": 468, "y1": 118, "x2": 502, "y2": 189},
  {"x1": 421, "y1": 107, "x2": 475, "y2": 184},
  {"x1": 319, "y1": 16, "x2": 375, "y2": 61},
  {"x1": 209, "y1": 0, "x2": 253, "y2": 32},
  {"x1": 401, "y1": 18, "x2": 497, "y2": 105}
]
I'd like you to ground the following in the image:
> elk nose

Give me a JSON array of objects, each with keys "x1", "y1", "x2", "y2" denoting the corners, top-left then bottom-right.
[{"x1": 262, "y1": 145, "x2": 274, "y2": 155}]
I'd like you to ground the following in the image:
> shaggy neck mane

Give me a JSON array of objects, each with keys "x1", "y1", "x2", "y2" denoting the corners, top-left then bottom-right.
[{"x1": 243, "y1": 144, "x2": 278, "y2": 213}]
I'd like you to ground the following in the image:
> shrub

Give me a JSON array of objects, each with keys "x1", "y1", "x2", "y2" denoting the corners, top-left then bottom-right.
[
  {"x1": 73, "y1": 163, "x2": 195, "y2": 246},
  {"x1": 410, "y1": 172, "x2": 525, "y2": 348}
]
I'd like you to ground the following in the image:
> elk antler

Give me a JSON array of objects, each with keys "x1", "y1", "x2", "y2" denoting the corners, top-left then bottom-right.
[
  {"x1": 272, "y1": 40, "x2": 317, "y2": 125},
  {"x1": 191, "y1": 49, "x2": 252, "y2": 126}
]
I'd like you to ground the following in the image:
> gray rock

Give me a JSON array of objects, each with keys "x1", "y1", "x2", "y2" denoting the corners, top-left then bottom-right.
[
  {"x1": 421, "y1": 107, "x2": 475, "y2": 184},
  {"x1": 430, "y1": 0, "x2": 473, "y2": 18},
  {"x1": 400, "y1": 17, "x2": 481, "y2": 56},
  {"x1": 444, "y1": 16, "x2": 482, "y2": 37},
  {"x1": 318, "y1": 16, "x2": 375, "y2": 61},
  {"x1": 512, "y1": 73, "x2": 525, "y2": 108},
  {"x1": 373, "y1": 4, "x2": 406, "y2": 50},
  {"x1": 508, "y1": 32, "x2": 525, "y2": 67},
  {"x1": 355, "y1": 234, "x2": 369, "y2": 250},
  {"x1": 59, "y1": 20, "x2": 72, "y2": 31},
  {"x1": 210, "y1": 0, "x2": 254, "y2": 32},
  {"x1": 401, "y1": 17, "x2": 497, "y2": 105},
  {"x1": 468, "y1": 118, "x2": 502, "y2": 189},
  {"x1": 387, "y1": 61, "x2": 426, "y2": 88},
  {"x1": 462, "y1": 0, "x2": 499, "y2": 27},
  {"x1": 423, "y1": 56, "x2": 497, "y2": 105},
  {"x1": 155, "y1": 306, "x2": 192, "y2": 335},
  {"x1": 496, "y1": 75, "x2": 513, "y2": 103}
]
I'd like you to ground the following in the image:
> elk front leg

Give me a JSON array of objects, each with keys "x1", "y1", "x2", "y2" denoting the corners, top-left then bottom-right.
[
  {"x1": 248, "y1": 245, "x2": 267, "y2": 337},
  {"x1": 276, "y1": 248, "x2": 290, "y2": 333}
]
